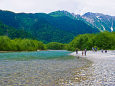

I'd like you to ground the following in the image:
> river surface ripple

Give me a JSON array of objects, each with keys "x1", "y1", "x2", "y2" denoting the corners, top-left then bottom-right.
[{"x1": 0, "y1": 50, "x2": 90, "y2": 86}]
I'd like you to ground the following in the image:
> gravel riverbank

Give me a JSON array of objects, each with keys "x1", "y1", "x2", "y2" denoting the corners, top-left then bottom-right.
[{"x1": 70, "y1": 50, "x2": 115, "y2": 86}]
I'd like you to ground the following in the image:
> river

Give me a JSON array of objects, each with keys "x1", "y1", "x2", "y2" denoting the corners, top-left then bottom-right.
[{"x1": 0, "y1": 50, "x2": 91, "y2": 86}]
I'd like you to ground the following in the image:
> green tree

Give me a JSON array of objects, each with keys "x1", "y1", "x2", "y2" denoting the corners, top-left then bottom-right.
[{"x1": 46, "y1": 42, "x2": 65, "y2": 50}]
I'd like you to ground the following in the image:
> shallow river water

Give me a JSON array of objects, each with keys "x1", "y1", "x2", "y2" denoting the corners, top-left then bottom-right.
[{"x1": 0, "y1": 50, "x2": 91, "y2": 86}]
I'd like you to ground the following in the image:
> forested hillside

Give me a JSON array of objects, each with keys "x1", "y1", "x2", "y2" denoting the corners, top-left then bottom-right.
[
  {"x1": 0, "y1": 10, "x2": 99, "y2": 43},
  {"x1": 0, "y1": 22, "x2": 34, "y2": 39}
]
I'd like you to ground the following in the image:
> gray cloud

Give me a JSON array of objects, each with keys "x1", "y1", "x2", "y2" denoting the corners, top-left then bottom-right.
[{"x1": 0, "y1": 0, "x2": 115, "y2": 16}]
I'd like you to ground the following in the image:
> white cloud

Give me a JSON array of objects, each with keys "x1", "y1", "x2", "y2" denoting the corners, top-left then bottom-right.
[
  {"x1": 0, "y1": 0, "x2": 115, "y2": 16},
  {"x1": 75, "y1": 0, "x2": 115, "y2": 15}
]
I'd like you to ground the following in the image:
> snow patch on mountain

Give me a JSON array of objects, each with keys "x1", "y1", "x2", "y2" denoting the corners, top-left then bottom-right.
[
  {"x1": 111, "y1": 20, "x2": 114, "y2": 32},
  {"x1": 82, "y1": 16, "x2": 94, "y2": 24},
  {"x1": 101, "y1": 25, "x2": 106, "y2": 31},
  {"x1": 96, "y1": 16, "x2": 102, "y2": 20},
  {"x1": 82, "y1": 12, "x2": 115, "y2": 32},
  {"x1": 111, "y1": 27, "x2": 113, "y2": 32}
]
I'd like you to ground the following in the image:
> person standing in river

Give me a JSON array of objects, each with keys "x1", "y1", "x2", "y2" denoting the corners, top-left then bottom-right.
[
  {"x1": 82, "y1": 50, "x2": 83, "y2": 56},
  {"x1": 84, "y1": 48, "x2": 87, "y2": 56},
  {"x1": 76, "y1": 49, "x2": 78, "y2": 54}
]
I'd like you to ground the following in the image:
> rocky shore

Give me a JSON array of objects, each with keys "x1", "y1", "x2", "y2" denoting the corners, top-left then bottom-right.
[{"x1": 69, "y1": 50, "x2": 115, "y2": 86}]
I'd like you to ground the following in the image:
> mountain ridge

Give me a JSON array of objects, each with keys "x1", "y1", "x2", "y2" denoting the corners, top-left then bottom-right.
[{"x1": 2, "y1": 10, "x2": 114, "y2": 43}]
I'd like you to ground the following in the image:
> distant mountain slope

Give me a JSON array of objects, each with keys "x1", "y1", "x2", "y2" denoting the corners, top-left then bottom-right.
[
  {"x1": 0, "y1": 22, "x2": 34, "y2": 39},
  {"x1": 0, "y1": 10, "x2": 99, "y2": 43},
  {"x1": 82, "y1": 12, "x2": 115, "y2": 32},
  {"x1": 50, "y1": 11, "x2": 115, "y2": 32},
  {"x1": 49, "y1": 10, "x2": 78, "y2": 19}
]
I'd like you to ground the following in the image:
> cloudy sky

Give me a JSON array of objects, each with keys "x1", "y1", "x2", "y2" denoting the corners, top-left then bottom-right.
[{"x1": 0, "y1": 0, "x2": 115, "y2": 16}]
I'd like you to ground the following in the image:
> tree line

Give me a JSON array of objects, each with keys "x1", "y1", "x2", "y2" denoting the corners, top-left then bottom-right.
[
  {"x1": 0, "y1": 36, "x2": 46, "y2": 51},
  {"x1": 67, "y1": 31, "x2": 115, "y2": 51},
  {"x1": 0, "y1": 36, "x2": 66, "y2": 51},
  {"x1": 0, "y1": 32, "x2": 115, "y2": 51}
]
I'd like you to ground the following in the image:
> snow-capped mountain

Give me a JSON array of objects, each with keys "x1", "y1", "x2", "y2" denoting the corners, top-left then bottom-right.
[
  {"x1": 50, "y1": 11, "x2": 115, "y2": 32},
  {"x1": 81, "y1": 12, "x2": 115, "y2": 32}
]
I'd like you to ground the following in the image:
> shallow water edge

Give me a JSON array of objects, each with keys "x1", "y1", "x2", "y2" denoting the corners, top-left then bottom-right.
[{"x1": 0, "y1": 50, "x2": 92, "y2": 86}]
